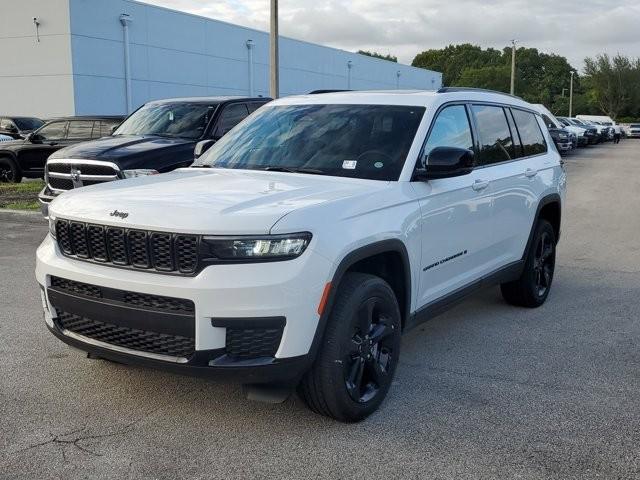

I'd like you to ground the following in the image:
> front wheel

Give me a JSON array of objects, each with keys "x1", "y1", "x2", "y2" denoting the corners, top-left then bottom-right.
[
  {"x1": 0, "y1": 157, "x2": 21, "y2": 183},
  {"x1": 298, "y1": 272, "x2": 402, "y2": 422},
  {"x1": 501, "y1": 219, "x2": 556, "y2": 307}
]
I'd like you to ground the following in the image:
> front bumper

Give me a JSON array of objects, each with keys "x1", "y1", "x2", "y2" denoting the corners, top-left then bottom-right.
[
  {"x1": 556, "y1": 140, "x2": 572, "y2": 152},
  {"x1": 38, "y1": 186, "x2": 59, "y2": 218},
  {"x1": 36, "y1": 234, "x2": 333, "y2": 382}
]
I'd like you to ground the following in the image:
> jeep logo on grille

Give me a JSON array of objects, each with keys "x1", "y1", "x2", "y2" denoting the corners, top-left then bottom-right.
[{"x1": 110, "y1": 210, "x2": 129, "y2": 219}]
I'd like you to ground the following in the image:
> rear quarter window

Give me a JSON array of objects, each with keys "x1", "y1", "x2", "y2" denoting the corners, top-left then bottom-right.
[{"x1": 511, "y1": 109, "x2": 547, "y2": 156}]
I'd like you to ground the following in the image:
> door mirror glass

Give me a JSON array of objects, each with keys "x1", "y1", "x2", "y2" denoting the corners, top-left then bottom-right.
[
  {"x1": 417, "y1": 147, "x2": 474, "y2": 180},
  {"x1": 29, "y1": 133, "x2": 43, "y2": 143},
  {"x1": 194, "y1": 139, "x2": 216, "y2": 159}
]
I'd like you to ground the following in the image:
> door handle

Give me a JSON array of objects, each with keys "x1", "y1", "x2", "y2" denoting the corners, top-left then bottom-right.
[
  {"x1": 472, "y1": 179, "x2": 489, "y2": 191},
  {"x1": 525, "y1": 168, "x2": 538, "y2": 178}
]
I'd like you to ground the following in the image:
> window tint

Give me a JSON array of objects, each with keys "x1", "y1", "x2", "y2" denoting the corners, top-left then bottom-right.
[
  {"x1": 247, "y1": 102, "x2": 266, "y2": 114},
  {"x1": 471, "y1": 105, "x2": 516, "y2": 164},
  {"x1": 511, "y1": 109, "x2": 547, "y2": 156},
  {"x1": 423, "y1": 105, "x2": 474, "y2": 157},
  {"x1": 215, "y1": 104, "x2": 249, "y2": 138},
  {"x1": 67, "y1": 121, "x2": 94, "y2": 139},
  {"x1": 541, "y1": 114, "x2": 557, "y2": 129},
  {"x1": 37, "y1": 121, "x2": 67, "y2": 140},
  {"x1": 94, "y1": 121, "x2": 118, "y2": 138},
  {"x1": 196, "y1": 104, "x2": 425, "y2": 181},
  {"x1": 504, "y1": 108, "x2": 523, "y2": 158}
]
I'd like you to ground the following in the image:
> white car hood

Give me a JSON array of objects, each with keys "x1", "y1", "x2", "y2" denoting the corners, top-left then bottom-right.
[
  {"x1": 49, "y1": 168, "x2": 387, "y2": 234},
  {"x1": 563, "y1": 125, "x2": 585, "y2": 135}
]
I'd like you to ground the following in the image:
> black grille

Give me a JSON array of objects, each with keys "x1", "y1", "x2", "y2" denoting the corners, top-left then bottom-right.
[
  {"x1": 69, "y1": 222, "x2": 89, "y2": 258},
  {"x1": 48, "y1": 164, "x2": 72, "y2": 174},
  {"x1": 123, "y1": 291, "x2": 195, "y2": 314},
  {"x1": 55, "y1": 219, "x2": 199, "y2": 275},
  {"x1": 49, "y1": 177, "x2": 74, "y2": 190},
  {"x1": 50, "y1": 276, "x2": 195, "y2": 314},
  {"x1": 87, "y1": 225, "x2": 108, "y2": 261},
  {"x1": 50, "y1": 277, "x2": 102, "y2": 298},
  {"x1": 56, "y1": 311, "x2": 195, "y2": 358},
  {"x1": 226, "y1": 327, "x2": 284, "y2": 360},
  {"x1": 75, "y1": 164, "x2": 117, "y2": 176},
  {"x1": 129, "y1": 230, "x2": 150, "y2": 268}
]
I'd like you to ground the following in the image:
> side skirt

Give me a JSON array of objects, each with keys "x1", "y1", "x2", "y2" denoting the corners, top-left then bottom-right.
[{"x1": 405, "y1": 260, "x2": 523, "y2": 331}]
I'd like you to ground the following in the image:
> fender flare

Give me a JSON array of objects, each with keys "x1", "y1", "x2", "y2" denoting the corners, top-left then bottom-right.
[
  {"x1": 306, "y1": 239, "x2": 412, "y2": 362},
  {"x1": 522, "y1": 193, "x2": 562, "y2": 262}
]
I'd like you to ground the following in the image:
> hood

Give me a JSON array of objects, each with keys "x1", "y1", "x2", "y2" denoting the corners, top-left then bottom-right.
[
  {"x1": 49, "y1": 168, "x2": 387, "y2": 234},
  {"x1": 49, "y1": 135, "x2": 196, "y2": 170}
]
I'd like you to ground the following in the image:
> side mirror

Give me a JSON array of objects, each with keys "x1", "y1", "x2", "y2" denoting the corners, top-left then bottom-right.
[
  {"x1": 110, "y1": 124, "x2": 119, "y2": 134},
  {"x1": 194, "y1": 139, "x2": 215, "y2": 159},
  {"x1": 29, "y1": 133, "x2": 43, "y2": 143},
  {"x1": 415, "y1": 146, "x2": 475, "y2": 180}
]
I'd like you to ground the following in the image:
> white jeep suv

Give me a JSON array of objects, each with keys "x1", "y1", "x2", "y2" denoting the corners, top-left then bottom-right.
[{"x1": 36, "y1": 88, "x2": 566, "y2": 422}]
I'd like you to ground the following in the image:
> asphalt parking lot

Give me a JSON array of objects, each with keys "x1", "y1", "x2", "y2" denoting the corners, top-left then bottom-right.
[{"x1": 1, "y1": 141, "x2": 639, "y2": 479}]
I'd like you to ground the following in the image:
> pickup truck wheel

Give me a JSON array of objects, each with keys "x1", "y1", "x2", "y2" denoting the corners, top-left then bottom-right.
[
  {"x1": 298, "y1": 272, "x2": 401, "y2": 422},
  {"x1": 501, "y1": 219, "x2": 556, "y2": 307},
  {"x1": 0, "y1": 157, "x2": 21, "y2": 183}
]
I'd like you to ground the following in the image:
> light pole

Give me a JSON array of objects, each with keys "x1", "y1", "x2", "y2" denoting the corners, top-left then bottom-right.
[
  {"x1": 246, "y1": 39, "x2": 254, "y2": 97},
  {"x1": 569, "y1": 71, "x2": 575, "y2": 117},
  {"x1": 269, "y1": 0, "x2": 279, "y2": 98},
  {"x1": 510, "y1": 39, "x2": 517, "y2": 95}
]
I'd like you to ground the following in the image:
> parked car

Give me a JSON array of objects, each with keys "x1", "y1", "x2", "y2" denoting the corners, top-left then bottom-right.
[
  {"x1": 532, "y1": 104, "x2": 588, "y2": 147},
  {"x1": 0, "y1": 116, "x2": 123, "y2": 183},
  {"x1": 548, "y1": 128, "x2": 573, "y2": 154},
  {"x1": 627, "y1": 123, "x2": 640, "y2": 138},
  {"x1": 38, "y1": 96, "x2": 271, "y2": 216},
  {"x1": 37, "y1": 88, "x2": 566, "y2": 422},
  {"x1": 0, "y1": 116, "x2": 44, "y2": 139},
  {"x1": 557, "y1": 117, "x2": 598, "y2": 145}
]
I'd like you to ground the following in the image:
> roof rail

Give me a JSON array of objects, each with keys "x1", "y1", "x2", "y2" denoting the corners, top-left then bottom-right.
[
  {"x1": 437, "y1": 87, "x2": 523, "y2": 100},
  {"x1": 308, "y1": 89, "x2": 352, "y2": 94}
]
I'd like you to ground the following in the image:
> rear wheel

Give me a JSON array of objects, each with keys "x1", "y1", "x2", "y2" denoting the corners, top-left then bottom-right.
[
  {"x1": 501, "y1": 219, "x2": 556, "y2": 307},
  {"x1": 298, "y1": 272, "x2": 401, "y2": 422},
  {"x1": 0, "y1": 157, "x2": 21, "y2": 183}
]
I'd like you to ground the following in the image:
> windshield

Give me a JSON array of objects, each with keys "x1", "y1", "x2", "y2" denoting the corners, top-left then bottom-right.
[
  {"x1": 195, "y1": 104, "x2": 425, "y2": 181},
  {"x1": 114, "y1": 102, "x2": 217, "y2": 139},
  {"x1": 14, "y1": 118, "x2": 43, "y2": 130},
  {"x1": 630, "y1": 124, "x2": 640, "y2": 128}
]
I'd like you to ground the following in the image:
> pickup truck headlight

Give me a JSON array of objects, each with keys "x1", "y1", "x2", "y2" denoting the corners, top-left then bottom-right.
[
  {"x1": 202, "y1": 233, "x2": 312, "y2": 261},
  {"x1": 48, "y1": 216, "x2": 56, "y2": 239},
  {"x1": 122, "y1": 169, "x2": 159, "y2": 178}
]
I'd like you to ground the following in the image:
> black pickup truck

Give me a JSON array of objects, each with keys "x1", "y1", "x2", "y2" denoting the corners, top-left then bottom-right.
[
  {"x1": 39, "y1": 96, "x2": 270, "y2": 216},
  {"x1": 0, "y1": 116, "x2": 122, "y2": 183}
]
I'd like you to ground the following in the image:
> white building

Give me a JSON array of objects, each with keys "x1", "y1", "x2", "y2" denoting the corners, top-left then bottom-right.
[{"x1": 0, "y1": 0, "x2": 442, "y2": 118}]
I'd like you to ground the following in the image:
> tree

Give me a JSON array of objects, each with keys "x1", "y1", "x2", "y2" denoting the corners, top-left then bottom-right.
[
  {"x1": 582, "y1": 54, "x2": 640, "y2": 118},
  {"x1": 357, "y1": 50, "x2": 397, "y2": 63}
]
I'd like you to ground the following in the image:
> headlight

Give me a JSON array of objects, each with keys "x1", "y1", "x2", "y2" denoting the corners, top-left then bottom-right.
[
  {"x1": 202, "y1": 233, "x2": 312, "y2": 261},
  {"x1": 48, "y1": 216, "x2": 56, "y2": 239},
  {"x1": 122, "y1": 169, "x2": 159, "y2": 178}
]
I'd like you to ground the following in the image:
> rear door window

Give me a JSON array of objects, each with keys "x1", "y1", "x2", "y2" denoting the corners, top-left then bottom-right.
[
  {"x1": 471, "y1": 105, "x2": 516, "y2": 164},
  {"x1": 511, "y1": 109, "x2": 547, "y2": 156},
  {"x1": 67, "y1": 120, "x2": 94, "y2": 140},
  {"x1": 214, "y1": 104, "x2": 249, "y2": 138}
]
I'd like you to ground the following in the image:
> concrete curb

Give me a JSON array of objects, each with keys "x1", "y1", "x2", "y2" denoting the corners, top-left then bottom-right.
[{"x1": 0, "y1": 208, "x2": 46, "y2": 224}]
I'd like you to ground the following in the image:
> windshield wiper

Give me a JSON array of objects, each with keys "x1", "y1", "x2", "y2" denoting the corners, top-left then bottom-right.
[{"x1": 262, "y1": 166, "x2": 325, "y2": 175}]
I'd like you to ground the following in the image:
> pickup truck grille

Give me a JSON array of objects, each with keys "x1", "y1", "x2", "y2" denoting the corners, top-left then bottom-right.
[
  {"x1": 46, "y1": 161, "x2": 119, "y2": 192},
  {"x1": 54, "y1": 219, "x2": 199, "y2": 275}
]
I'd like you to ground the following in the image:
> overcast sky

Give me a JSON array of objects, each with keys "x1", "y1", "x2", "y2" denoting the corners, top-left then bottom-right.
[{"x1": 145, "y1": 0, "x2": 640, "y2": 71}]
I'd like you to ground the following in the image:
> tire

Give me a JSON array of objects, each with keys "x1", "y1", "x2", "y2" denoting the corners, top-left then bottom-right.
[
  {"x1": 0, "y1": 156, "x2": 22, "y2": 183},
  {"x1": 501, "y1": 219, "x2": 556, "y2": 308},
  {"x1": 298, "y1": 272, "x2": 402, "y2": 422}
]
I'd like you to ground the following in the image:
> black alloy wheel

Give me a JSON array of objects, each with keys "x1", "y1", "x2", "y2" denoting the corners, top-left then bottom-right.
[{"x1": 344, "y1": 296, "x2": 396, "y2": 403}]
